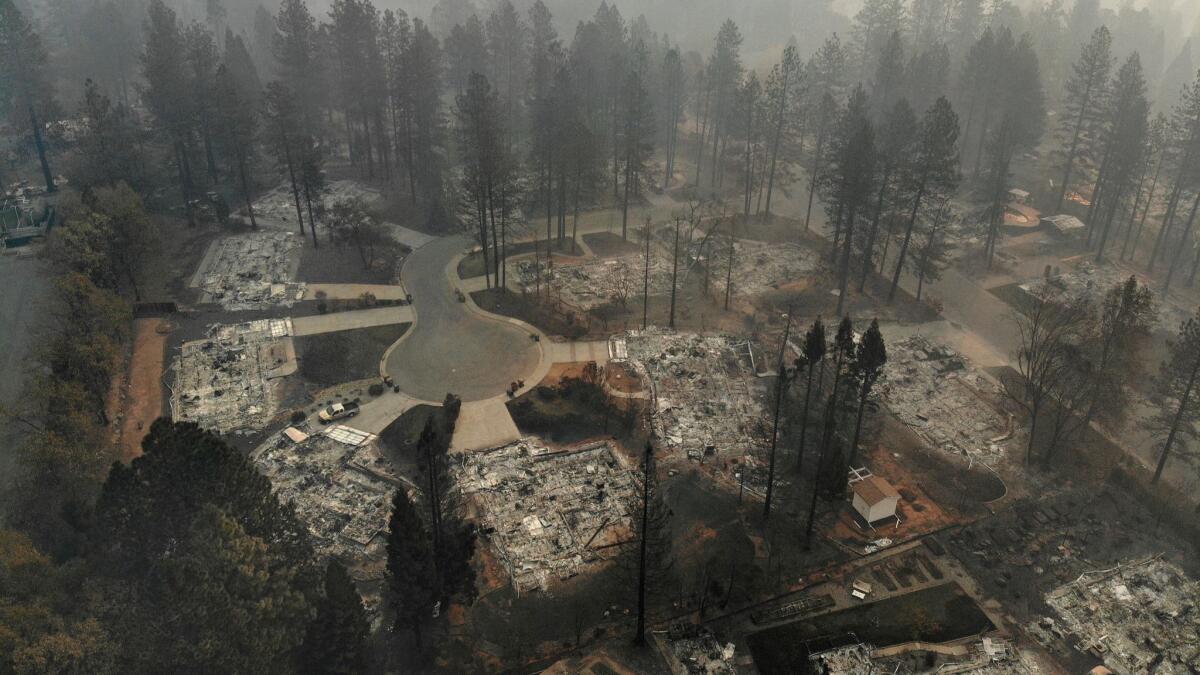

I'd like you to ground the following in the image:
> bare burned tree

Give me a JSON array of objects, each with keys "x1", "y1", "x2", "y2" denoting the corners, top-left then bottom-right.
[{"x1": 1002, "y1": 284, "x2": 1093, "y2": 465}]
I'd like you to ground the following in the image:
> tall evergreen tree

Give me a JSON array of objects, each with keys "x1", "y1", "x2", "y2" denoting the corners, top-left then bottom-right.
[
  {"x1": 386, "y1": 489, "x2": 437, "y2": 650},
  {"x1": 762, "y1": 44, "x2": 804, "y2": 217},
  {"x1": 142, "y1": 0, "x2": 198, "y2": 224},
  {"x1": 618, "y1": 42, "x2": 655, "y2": 240},
  {"x1": 0, "y1": 1, "x2": 56, "y2": 192},
  {"x1": 847, "y1": 319, "x2": 887, "y2": 467},
  {"x1": 213, "y1": 65, "x2": 260, "y2": 229},
  {"x1": 631, "y1": 442, "x2": 673, "y2": 646},
  {"x1": 275, "y1": 0, "x2": 321, "y2": 129},
  {"x1": 852, "y1": 0, "x2": 907, "y2": 79},
  {"x1": 92, "y1": 420, "x2": 316, "y2": 672},
  {"x1": 300, "y1": 561, "x2": 370, "y2": 674},
  {"x1": 264, "y1": 82, "x2": 317, "y2": 246},
  {"x1": 795, "y1": 318, "x2": 827, "y2": 480},
  {"x1": 859, "y1": 99, "x2": 917, "y2": 291},
  {"x1": 1146, "y1": 308, "x2": 1200, "y2": 483},
  {"x1": 889, "y1": 96, "x2": 960, "y2": 300},
  {"x1": 1054, "y1": 26, "x2": 1113, "y2": 212},
  {"x1": 821, "y1": 87, "x2": 877, "y2": 315},
  {"x1": 1091, "y1": 54, "x2": 1149, "y2": 262}
]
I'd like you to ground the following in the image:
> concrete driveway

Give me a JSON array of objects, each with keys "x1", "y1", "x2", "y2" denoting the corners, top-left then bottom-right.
[
  {"x1": 384, "y1": 236, "x2": 542, "y2": 402},
  {"x1": 291, "y1": 305, "x2": 413, "y2": 336}
]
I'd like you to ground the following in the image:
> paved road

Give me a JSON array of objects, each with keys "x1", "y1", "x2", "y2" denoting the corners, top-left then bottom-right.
[{"x1": 385, "y1": 235, "x2": 541, "y2": 402}]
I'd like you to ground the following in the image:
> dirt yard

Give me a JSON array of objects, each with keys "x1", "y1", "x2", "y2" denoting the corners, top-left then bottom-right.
[{"x1": 117, "y1": 318, "x2": 170, "y2": 461}]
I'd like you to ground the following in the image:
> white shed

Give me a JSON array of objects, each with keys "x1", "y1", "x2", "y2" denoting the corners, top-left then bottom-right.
[{"x1": 851, "y1": 475, "x2": 901, "y2": 524}]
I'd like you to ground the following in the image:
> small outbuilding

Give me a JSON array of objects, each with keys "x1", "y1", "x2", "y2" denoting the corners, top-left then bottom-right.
[
  {"x1": 1008, "y1": 188, "x2": 1031, "y2": 205},
  {"x1": 850, "y1": 474, "x2": 901, "y2": 524},
  {"x1": 1043, "y1": 214, "x2": 1086, "y2": 236}
]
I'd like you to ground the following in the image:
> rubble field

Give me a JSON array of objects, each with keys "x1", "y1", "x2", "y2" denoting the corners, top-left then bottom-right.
[
  {"x1": 194, "y1": 231, "x2": 306, "y2": 310},
  {"x1": 879, "y1": 336, "x2": 1014, "y2": 466},
  {"x1": 716, "y1": 237, "x2": 822, "y2": 297},
  {"x1": 252, "y1": 425, "x2": 402, "y2": 617},
  {"x1": 171, "y1": 319, "x2": 295, "y2": 433},
  {"x1": 507, "y1": 253, "x2": 673, "y2": 311},
  {"x1": 663, "y1": 625, "x2": 737, "y2": 674},
  {"x1": 250, "y1": 179, "x2": 383, "y2": 225},
  {"x1": 1040, "y1": 556, "x2": 1199, "y2": 674},
  {"x1": 612, "y1": 329, "x2": 773, "y2": 491},
  {"x1": 808, "y1": 637, "x2": 1037, "y2": 675},
  {"x1": 1018, "y1": 259, "x2": 1191, "y2": 334},
  {"x1": 454, "y1": 438, "x2": 638, "y2": 593}
]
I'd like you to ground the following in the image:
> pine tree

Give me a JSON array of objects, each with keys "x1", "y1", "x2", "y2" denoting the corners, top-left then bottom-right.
[
  {"x1": 1159, "y1": 72, "x2": 1200, "y2": 291},
  {"x1": 213, "y1": 65, "x2": 260, "y2": 229},
  {"x1": 223, "y1": 30, "x2": 263, "y2": 106},
  {"x1": 142, "y1": 0, "x2": 198, "y2": 224},
  {"x1": 184, "y1": 22, "x2": 222, "y2": 183},
  {"x1": 75, "y1": 79, "x2": 144, "y2": 189},
  {"x1": 443, "y1": 15, "x2": 487, "y2": 95},
  {"x1": 1122, "y1": 113, "x2": 1168, "y2": 261},
  {"x1": 912, "y1": 198, "x2": 954, "y2": 301},
  {"x1": 485, "y1": 0, "x2": 528, "y2": 145},
  {"x1": 871, "y1": 31, "x2": 906, "y2": 120},
  {"x1": 263, "y1": 82, "x2": 318, "y2": 246},
  {"x1": 301, "y1": 561, "x2": 370, "y2": 674},
  {"x1": 1091, "y1": 54, "x2": 1149, "y2": 263},
  {"x1": 0, "y1": 1, "x2": 56, "y2": 192},
  {"x1": 1147, "y1": 72, "x2": 1200, "y2": 274},
  {"x1": 762, "y1": 45, "x2": 804, "y2": 217},
  {"x1": 859, "y1": 99, "x2": 917, "y2": 291},
  {"x1": 92, "y1": 420, "x2": 316, "y2": 672},
  {"x1": 796, "y1": 318, "x2": 827, "y2": 478},
  {"x1": 659, "y1": 47, "x2": 687, "y2": 192},
  {"x1": 703, "y1": 21, "x2": 744, "y2": 190},
  {"x1": 1144, "y1": 307, "x2": 1200, "y2": 482},
  {"x1": 456, "y1": 72, "x2": 513, "y2": 289},
  {"x1": 821, "y1": 87, "x2": 876, "y2": 315},
  {"x1": 618, "y1": 42, "x2": 655, "y2": 240},
  {"x1": 275, "y1": 0, "x2": 321, "y2": 130},
  {"x1": 979, "y1": 33, "x2": 1044, "y2": 267},
  {"x1": 1054, "y1": 26, "x2": 1113, "y2": 211},
  {"x1": 803, "y1": 35, "x2": 846, "y2": 230},
  {"x1": 737, "y1": 72, "x2": 763, "y2": 221},
  {"x1": 386, "y1": 489, "x2": 437, "y2": 650},
  {"x1": 852, "y1": 0, "x2": 907, "y2": 79},
  {"x1": 632, "y1": 442, "x2": 673, "y2": 646},
  {"x1": 848, "y1": 319, "x2": 887, "y2": 467}
]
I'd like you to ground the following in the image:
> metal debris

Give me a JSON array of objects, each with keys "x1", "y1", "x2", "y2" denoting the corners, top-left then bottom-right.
[
  {"x1": 195, "y1": 231, "x2": 306, "y2": 310},
  {"x1": 508, "y1": 253, "x2": 673, "y2": 311},
  {"x1": 614, "y1": 329, "x2": 772, "y2": 489},
  {"x1": 1044, "y1": 555, "x2": 1200, "y2": 674},
  {"x1": 171, "y1": 319, "x2": 294, "y2": 433},
  {"x1": 454, "y1": 438, "x2": 638, "y2": 594},
  {"x1": 716, "y1": 237, "x2": 822, "y2": 297},
  {"x1": 879, "y1": 336, "x2": 1013, "y2": 465},
  {"x1": 666, "y1": 625, "x2": 737, "y2": 674},
  {"x1": 252, "y1": 426, "x2": 404, "y2": 617},
  {"x1": 1020, "y1": 260, "x2": 1189, "y2": 334}
]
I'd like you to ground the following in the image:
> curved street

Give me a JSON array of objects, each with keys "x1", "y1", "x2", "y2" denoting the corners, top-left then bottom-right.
[{"x1": 384, "y1": 235, "x2": 541, "y2": 402}]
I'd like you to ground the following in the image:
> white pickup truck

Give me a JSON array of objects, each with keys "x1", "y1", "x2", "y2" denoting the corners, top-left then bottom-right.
[{"x1": 317, "y1": 400, "x2": 360, "y2": 424}]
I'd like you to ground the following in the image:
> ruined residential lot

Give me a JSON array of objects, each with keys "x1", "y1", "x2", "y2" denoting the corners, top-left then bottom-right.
[{"x1": 108, "y1": 173, "x2": 1200, "y2": 675}]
